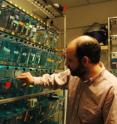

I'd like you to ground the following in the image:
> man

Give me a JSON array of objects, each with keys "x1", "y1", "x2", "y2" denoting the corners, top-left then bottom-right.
[{"x1": 17, "y1": 35, "x2": 117, "y2": 124}]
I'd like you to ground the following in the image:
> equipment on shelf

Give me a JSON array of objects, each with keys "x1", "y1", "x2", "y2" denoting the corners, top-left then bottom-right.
[
  {"x1": 84, "y1": 23, "x2": 108, "y2": 45},
  {"x1": 108, "y1": 17, "x2": 117, "y2": 76}
]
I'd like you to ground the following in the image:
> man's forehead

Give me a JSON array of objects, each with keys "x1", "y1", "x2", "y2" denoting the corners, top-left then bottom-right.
[{"x1": 65, "y1": 47, "x2": 76, "y2": 56}]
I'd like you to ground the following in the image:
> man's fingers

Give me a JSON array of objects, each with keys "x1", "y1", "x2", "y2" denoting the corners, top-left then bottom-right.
[
  {"x1": 16, "y1": 75, "x2": 28, "y2": 79},
  {"x1": 16, "y1": 72, "x2": 31, "y2": 79}
]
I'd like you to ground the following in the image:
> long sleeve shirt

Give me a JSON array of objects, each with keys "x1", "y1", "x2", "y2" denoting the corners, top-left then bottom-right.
[{"x1": 33, "y1": 65, "x2": 117, "y2": 124}]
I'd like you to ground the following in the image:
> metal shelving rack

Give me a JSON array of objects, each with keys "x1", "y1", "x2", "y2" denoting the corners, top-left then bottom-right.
[
  {"x1": 0, "y1": 0, "x2": 66, "y2": 124},
  {"x1": 108, "y1": 16, "x2": 117, "y2": 75}
]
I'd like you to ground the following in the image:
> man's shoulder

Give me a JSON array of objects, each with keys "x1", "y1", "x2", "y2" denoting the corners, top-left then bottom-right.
[
  {"x1": 89, "y1": 69, "x2": 117, "y2": 95},
  {"x1": 102, "y1": 69, "x2": 117, "y2": 84}
]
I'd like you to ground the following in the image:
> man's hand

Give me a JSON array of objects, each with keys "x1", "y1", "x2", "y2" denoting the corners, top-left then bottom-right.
[{"x1": 16, "y1": 72, "x2": 34, "y2": 84}]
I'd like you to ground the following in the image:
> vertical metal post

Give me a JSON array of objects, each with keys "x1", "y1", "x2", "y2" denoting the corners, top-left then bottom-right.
[
  {"x1": 108, "y1": 17, "x2": 112, "y2": 70},
  {"x1": 64, "y1": 15, "x2": 67, "y2": 50},
  {"x1": 63, "y1": 15, "x2": 68, "y2": 124}
]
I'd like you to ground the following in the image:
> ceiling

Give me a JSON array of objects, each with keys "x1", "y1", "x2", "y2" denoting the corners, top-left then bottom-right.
[{"x1": 51, "y1": 0, "x2": 115, "y2": 8}]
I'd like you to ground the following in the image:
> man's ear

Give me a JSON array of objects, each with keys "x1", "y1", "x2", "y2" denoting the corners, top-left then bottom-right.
[{"x1": 81, "y1": 56, "x2": 90, "y2": 65}]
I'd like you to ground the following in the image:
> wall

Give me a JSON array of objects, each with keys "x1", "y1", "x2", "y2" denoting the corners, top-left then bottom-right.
[{"x1": 65, "y1": 0, "x2": 117, "y2": 44}]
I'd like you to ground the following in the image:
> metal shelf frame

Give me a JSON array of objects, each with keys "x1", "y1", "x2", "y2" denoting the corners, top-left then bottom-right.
[
  {"x1": 0, "y1": 90, "x2": 55, "y2": 105},
  {"x1": 108, "y1": 16, "x2": 117, "y2": 71}
]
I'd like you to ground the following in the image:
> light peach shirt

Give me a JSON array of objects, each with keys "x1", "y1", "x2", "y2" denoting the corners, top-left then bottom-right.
[{"x1": 33, "y1": 64, "x2": 117, "y2": 124}]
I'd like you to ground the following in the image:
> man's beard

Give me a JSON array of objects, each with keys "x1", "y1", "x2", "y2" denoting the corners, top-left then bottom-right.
[{"x1": 70, "y1": 63, "x2": 87, "y2": 78}]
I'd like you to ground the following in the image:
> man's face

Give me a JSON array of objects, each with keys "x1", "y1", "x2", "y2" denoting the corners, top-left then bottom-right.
[{"x1": 65, "y1": 48, "x2": 87, "y2": 77}]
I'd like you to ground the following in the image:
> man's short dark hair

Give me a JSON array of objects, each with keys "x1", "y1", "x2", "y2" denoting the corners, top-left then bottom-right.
[{"x1": 76, "y1": 37, "x2": 101, "y2": 64}]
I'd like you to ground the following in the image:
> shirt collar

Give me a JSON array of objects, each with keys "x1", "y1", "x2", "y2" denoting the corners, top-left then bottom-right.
[{"x1": 81, "y1": 62, "x2": 105, "y2": 85}]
